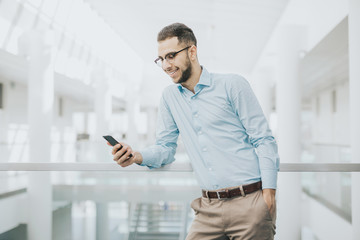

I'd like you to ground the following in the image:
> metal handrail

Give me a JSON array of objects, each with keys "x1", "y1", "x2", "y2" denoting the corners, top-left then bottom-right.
[{"x1": 0, "y1": 162, "x2": 360, "y2": 172}]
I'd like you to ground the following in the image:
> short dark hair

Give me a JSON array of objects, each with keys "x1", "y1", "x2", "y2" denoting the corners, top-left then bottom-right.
[{"x1": 157, "y1": 23, "x2": 197, "y2": 46}]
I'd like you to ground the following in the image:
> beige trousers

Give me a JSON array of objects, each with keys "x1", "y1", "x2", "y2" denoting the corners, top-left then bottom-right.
[{"x1": 186, "y1": 190, "x2": 276, "y2": 240}]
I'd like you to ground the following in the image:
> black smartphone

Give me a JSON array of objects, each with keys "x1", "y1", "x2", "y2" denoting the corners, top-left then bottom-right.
[{"x1": 103, "y1": 135, "x2": 133, "y2": 158}]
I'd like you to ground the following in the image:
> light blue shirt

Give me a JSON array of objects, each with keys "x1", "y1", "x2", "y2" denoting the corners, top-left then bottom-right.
[{"x1": 140, "y1": 67, "x2": 280, "y2": 190}]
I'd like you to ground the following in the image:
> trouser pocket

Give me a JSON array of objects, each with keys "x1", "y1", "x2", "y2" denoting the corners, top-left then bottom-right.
[{"x1": 190, "y1": 197, "x2": 201, "y2": 215}]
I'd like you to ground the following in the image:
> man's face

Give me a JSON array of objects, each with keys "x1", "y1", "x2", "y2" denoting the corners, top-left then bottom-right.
[{"x1": 157, "y1": 37, "x2": 192, "y2": 84}]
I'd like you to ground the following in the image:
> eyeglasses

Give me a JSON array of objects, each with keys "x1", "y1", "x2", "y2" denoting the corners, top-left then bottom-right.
[{"x1": 154, "y1": 46, "x2": 191, "y2": 67}]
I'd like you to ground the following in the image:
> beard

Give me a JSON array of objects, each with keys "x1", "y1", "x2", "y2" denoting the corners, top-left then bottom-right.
[{"x1": 177, "y1": 58, "x2": 192, "y2": 84}]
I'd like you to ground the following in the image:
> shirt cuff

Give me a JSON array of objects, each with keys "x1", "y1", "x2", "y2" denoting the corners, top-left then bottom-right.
[
  {"x1": 261, "y1": 170, "x2": 278, "y2": 189},
  {"x1": 138, "y1": 148, "x2": 156, "y2": 169}
]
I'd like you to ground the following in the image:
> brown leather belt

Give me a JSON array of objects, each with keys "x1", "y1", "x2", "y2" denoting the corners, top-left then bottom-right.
[{"x1": 202, "y1": 181, "x2": 262, "y2": 199}]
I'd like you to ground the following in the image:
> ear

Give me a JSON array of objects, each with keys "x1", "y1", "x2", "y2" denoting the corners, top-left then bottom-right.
[{"x1": 189, "y1": 45, "x2": 197, "y2": 61}]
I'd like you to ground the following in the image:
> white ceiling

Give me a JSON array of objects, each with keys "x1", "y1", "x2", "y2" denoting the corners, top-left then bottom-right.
[{"x1": 85, "y1": 0, "x2": 289, "y2": 75}]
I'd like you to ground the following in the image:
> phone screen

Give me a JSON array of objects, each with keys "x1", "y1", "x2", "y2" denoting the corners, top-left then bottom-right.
[
  {"x1": 103, "y1": 135, "x2": 133, "y2": 158},
  {"x1": 103, "y1": 135, "x2": 119, "y2": 146}
]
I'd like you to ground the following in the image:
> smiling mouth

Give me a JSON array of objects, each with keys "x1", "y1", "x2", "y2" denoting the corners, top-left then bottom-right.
[{"x1": 168, "y1": 69, "x2": 178, "y2": 77}]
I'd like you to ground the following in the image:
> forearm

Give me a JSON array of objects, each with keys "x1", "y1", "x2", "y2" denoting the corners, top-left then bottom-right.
[{"x1": 133, "y1": 151, "x2": 143, "y2": 165}]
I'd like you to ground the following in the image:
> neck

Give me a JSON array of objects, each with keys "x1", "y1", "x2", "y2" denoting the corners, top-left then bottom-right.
[{"x1": 181, "y1": 62, "x2": 202, "y2": 93}]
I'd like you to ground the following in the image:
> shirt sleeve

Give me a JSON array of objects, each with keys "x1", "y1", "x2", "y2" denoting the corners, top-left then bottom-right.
[
  {"x1": 230, "y1": 76, "x2": 280, "y2": 189},
  {"x1": 139, "y1": 93, "x2": 179, "y2": 169}
]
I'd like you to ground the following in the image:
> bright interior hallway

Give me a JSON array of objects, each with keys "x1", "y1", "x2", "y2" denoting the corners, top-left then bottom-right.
[{"x1": 0, "y1": 0, "x2": 360, "y2": 239}]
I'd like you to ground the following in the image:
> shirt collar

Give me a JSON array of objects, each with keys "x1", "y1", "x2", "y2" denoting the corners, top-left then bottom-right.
[{"x1": 177, "y1": 66, "x2": 211, "y2": 92}]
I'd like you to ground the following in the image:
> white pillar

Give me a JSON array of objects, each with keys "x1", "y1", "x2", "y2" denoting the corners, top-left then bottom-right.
[
  {"x1": 349, "y1": 1, "x2": 360, "y2": 239},
  {"x1": 251, "y1": 68, "x2": 274, "y2": 121},
  {"x1": 25, "y1": 30, "x2": 55, "y2": 240},
  {"x1": 96, "y1": 203, "x2": 109, "y2": 240},
  {"x1": 276, "y1": 26, "x2": 305, "y2": 240},
  {"x1": 93, "y1": 67, "x2": 112, "y2": 162},
  {"x1": 0, "y1": 105, "x2": 7, "y2": 178}
]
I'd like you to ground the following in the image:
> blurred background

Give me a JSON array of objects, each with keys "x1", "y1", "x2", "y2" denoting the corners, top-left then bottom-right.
[{"x1": 0, "y1": 0, "x2": 359, "y2": 239}]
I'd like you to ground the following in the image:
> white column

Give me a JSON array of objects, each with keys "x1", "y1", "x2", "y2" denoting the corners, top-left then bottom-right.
[
  {"x1": 251, "y1": 68, "x2": 274, "y2": 121},
  {"x1": 349, "y1": 0, "x2": 360, "y2": 239},
  {"x1": 96, "y1": 203, "x2": 109, "y2": 240},
  {"x1": 0, "y1": 106, "x2": 7, "y2": 178},
  {"x1": 276, "y1": 26, "x2": 305, "y2": 240},
  {"x1": 25, "y1": 30, "x2": 55, "y2": 240},
  {"x1": 93, "y1": 67, "x2": 112, "y2": 162}
]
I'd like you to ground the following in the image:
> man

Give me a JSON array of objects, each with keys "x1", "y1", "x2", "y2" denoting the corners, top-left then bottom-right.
[{"x1": 110, "y1": 23, "x2": 279, "y2": 240}]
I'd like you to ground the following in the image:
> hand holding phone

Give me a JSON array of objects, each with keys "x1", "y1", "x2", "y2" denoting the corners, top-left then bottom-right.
[{"x1": 103, "y1": 135, "x2": 133, "y2": 158}]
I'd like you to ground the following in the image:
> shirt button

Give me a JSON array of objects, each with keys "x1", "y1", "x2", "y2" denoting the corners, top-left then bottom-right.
[
  {"x1": 194, "y1": 113, "x2": 199, "y2": 118},
  {"x1": 198, "y1": 131, "x2": 203, "y2": 135},
  {"x1": 202, "y1": 147, "x2": 207, "y2": 152},
  {"x1": 208, "y1": 168, "x2": 212, "y2": 171}
]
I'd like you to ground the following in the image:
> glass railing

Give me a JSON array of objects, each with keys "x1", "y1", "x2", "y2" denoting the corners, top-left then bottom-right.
[
  {"x1": 0, "y1": 167, "x2": 199, "y2": 240},
  {"x1": 1, "y1": 162, "x2": 360, "y2": 240},
  {"x1": 302, "y1": 172, "x2": 351, "y2": 221},
  {"x1": 301, "y1": 143, "x2": 352, "y2": 221},
  {"x1": 1, "y1": 139, "x2": 359, "y2": 240}
]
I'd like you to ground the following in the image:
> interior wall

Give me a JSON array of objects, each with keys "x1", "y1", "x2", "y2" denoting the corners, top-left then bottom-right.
[{"x1": 311, "y1": 81, "x2": 350, "y2": 151}]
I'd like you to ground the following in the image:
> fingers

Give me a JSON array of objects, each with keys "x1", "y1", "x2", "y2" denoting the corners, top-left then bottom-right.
[
  {"x1": 119, "y1": 153, "x2": 135, "y2": 167},
  {"x1": 112, "y1": 143, "x2": 135, "y2": 167},
  {"x1": 111, "y1": 143, "x2": 123, "y2": 155}
]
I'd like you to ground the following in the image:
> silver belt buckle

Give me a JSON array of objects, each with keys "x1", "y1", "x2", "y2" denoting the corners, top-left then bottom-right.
[
  {"x1": 216, "y1": 189, "x2": 228, "y2": 199},
  {"x1": 239, "y1": 185, "x2": 245, "y2": 197},
  {"x1": 205, "y1": 190, "x2": 210, "y2": 199}
]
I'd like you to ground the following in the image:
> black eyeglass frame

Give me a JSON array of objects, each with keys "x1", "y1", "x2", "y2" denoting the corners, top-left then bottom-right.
[{"x1": 154, "y1": 46, "x2": 191, "y2": 67}]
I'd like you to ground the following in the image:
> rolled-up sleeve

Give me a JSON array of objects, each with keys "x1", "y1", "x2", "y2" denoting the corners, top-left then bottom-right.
[
  {"x1": 139, "y1": 93, "x2": 179, "y2": 169},
  {"x1": 230, "y1": 76, "x2": 280, "y2": 189}
]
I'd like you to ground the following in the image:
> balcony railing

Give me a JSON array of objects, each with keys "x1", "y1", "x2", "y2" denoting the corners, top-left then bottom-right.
[
  {"x1": 0, "y1": 162, "x2": 359, "y2": 240},
  {"x1": 1, "y1": 162, "x2": 359, "y2": 172}
]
